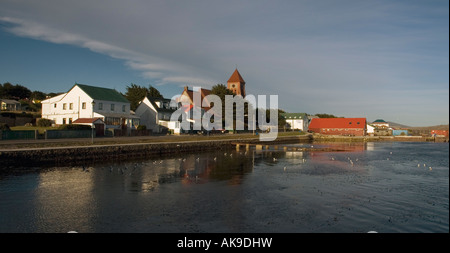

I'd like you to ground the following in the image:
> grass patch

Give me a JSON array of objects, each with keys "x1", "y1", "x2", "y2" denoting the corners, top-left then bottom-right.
[{"x1": 10, "y1": 126, "x2": 57, "y2": 134}]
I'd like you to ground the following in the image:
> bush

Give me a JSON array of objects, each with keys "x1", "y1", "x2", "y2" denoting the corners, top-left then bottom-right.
[
  {"x1": 58, "y1": 124, "x2": 92, "y2": 130},
  {"x1": 0, "y1": 123, "x2": 10, "y2": 131},
  {"x1": 37, "y1": 118, "x2": 52, "y2": 127}
]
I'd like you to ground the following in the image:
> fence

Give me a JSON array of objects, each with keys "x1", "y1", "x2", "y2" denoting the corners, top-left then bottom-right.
[
  {"x1": 0, "y1": 130, "x2": 37, "y2": 140},
  {"x1": 45, "y1": 130, "x2": 93, "y2": 139}
]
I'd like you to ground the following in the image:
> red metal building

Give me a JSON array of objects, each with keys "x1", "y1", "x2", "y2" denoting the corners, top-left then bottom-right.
[
  {"x1": 308, "y1": 118, "x2": 367, "y2": 136},
  {"x1": 431, "y1": 130, "x2": 449, "y2": 137}
]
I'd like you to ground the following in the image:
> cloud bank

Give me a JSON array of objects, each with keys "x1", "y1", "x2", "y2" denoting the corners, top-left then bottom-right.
[{"x1": 0, "y1": 0, "x2": 448, "y2": 126}]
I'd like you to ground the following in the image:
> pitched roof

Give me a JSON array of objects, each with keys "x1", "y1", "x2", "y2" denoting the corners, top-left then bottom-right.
[
  {"x1": 74, "y1": 83, "x2": 129, "y2": 103},
  {"x1": 180, "y1": 86, "x2": 212, "y2": 110},
  {"x1": 227, "y1": 68, "x2": 245, "y2": 83},
  {"x1": 147, "y1": 96, "x2": 177, "y2": 113},
  {"x1": 309, "y1": 118, "x2": 366, "y2": 129},
  {"x1": 72, "y1": 118, "x2": 104, "y2": 124},
  {"x1": 0, "y1": 98, "x2": 21, "y2": 104}
]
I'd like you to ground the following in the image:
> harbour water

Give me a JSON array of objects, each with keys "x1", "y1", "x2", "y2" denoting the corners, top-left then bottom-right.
[{"x1": 0, "y1": 141, "x2": 448, "y2": 233}]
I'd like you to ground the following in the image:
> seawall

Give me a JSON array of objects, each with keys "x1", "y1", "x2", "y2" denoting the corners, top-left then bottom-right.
[
  {"x1": 1, "y1": 134, "x2": 446, "y2": 167},
  {"x1": 0, "y1": 140, "x2": 236, "y2": 167}
]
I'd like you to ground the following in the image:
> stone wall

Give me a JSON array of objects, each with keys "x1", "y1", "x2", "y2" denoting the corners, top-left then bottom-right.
[{"x1": 0, "y1": 140, "x2": 235, "y2": 167}]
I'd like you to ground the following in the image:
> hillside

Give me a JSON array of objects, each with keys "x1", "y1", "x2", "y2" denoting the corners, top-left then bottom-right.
[{"x1": 409, "y1": 124, "x2": 449, "y2": 131}]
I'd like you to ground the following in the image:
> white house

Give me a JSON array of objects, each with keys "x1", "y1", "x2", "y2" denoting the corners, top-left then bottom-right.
[
  {"x1": 281, "y1": 113, "x2": 309, "y2": 131},
  {"x1": 41, "y1": 83, "x2": 138, "y2": 133},
  {"x1": 366, "y1": 124, "x2": 375, "y2": 136},
  {"x1": 135, "y1": 96, "x2": 178, "y2": 134}
]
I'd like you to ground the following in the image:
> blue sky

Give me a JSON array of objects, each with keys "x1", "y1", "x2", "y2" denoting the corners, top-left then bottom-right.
[{"x1": 0, "y1": 0, "x2": 448, "y2": 126}]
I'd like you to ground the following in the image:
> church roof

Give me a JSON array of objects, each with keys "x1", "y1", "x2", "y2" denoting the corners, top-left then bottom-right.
[{"x1": 227, "y1": 69, "x2": 245, "y2": 83}]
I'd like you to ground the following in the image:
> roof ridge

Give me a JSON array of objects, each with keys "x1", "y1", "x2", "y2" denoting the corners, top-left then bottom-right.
[{"x1": 227, "y1": 68, "x2": 245, "y2": 83}]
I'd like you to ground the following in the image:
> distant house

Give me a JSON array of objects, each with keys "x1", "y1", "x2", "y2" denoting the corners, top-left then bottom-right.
[
  {"x1": 308, "y1": 118, "x2": 367, "y2": 136},
  {"x1": 0, "y1": 98, "x2": 21, "y2": 111},
  {"x1": 281, "y1": 113, "x2": 309, "y2": 131},
  {"x1": 41, "y1": 83, "x2": 139, "y2": 133},
  {"x1": 176, "y1": 86, "x2": 212, "y2": 130},
  {"x1": 372, "y1": 119, "x2": 389, "y2": 128},
  {"x1": 135, "y1": 96, "x2": 178, "y2": 134},
  {"x1": 179, "y1": 86, "x2": 212, "y2": 111},
  {"x1": 431, "y1": 130, "x2": 449, "y2": 137}
]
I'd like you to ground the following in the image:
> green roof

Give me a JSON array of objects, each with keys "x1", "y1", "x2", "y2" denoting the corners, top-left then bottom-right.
[
  {"x1": 74, "y1": 83, "x2": 129, "y2": 103},
  {"x1": 281, "y1": 113, "x2": 307, "y2": 119},
  {"x1": 373, "y1": 119, "x2": 387, "y2": 123}
]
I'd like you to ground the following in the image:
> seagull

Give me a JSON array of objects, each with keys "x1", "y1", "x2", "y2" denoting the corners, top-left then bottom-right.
[
  {"x1": 273, "y1": 158, "x2": 277, "y2": 161},
  {"x1": 429, "y1": 167, "x2": 432, "y2": 171},
  {"x1": 213, "y1": 157, "x2": 217, "y2": 161}
]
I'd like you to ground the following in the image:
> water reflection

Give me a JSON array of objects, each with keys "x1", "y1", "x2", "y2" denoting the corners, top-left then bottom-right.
[
  {"x1": 34, "y1": 169, "x2": 96, "y2": 232},
  {"x1": 0, "y1": 142, "x2": 447, "y2": 233}
]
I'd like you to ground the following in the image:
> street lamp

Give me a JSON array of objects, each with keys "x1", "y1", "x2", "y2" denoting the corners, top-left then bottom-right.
[{"x1": 91, "y1": 101, "x2": 95, "y2": 144}]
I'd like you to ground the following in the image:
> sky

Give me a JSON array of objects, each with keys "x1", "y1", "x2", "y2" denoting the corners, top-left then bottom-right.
[{"x1": 0, "y1": 0, "x2": 448, "y2": 127}]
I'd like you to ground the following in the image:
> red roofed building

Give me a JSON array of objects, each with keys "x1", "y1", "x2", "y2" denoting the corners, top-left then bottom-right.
[
  {"x1": 431, "y1": 130, "x2": 449, "y2": 137},
  {"x1": 308, "y1": 118, "x2": 367, "y2": 136}
]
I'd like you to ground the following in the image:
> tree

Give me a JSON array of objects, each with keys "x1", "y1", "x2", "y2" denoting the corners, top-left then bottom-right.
[
  {"x1": 125, "y1": 84, "x2": 148, "y2": 111},
  {"x1": 125, "y1": 83, "x2": 163, "y2": 111},
  {"x1": 148, "y1": 85, "x2": 163, "y2": 98},
  {"x1": 0, "y1": 82, "x2": 31, "y2": 99},
  {"x1": 315, "y1": 113, "x2": 339, "y2": 118},
  {"x1": 31, "y1": 91, "x2": 47, "y2": 101},
  {"x1": 211, "y1": 84, "x2": 235, "y2": 129}
]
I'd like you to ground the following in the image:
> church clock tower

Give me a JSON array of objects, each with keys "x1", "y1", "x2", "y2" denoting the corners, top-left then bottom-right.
[{"x1": 227, "y1": 68, "x2": 246, "y2": 97}]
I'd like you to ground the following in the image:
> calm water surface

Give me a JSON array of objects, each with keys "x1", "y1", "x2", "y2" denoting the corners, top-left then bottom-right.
[{"x1": 0, "y1": 142, "x2": 448, "y2": 233}]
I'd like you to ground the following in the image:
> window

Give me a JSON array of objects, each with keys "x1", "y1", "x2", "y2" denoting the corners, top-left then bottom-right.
[
  {"x1": 82, "y1": 102, "x2": 86, "y2": 109},
  {"x1": 105, "y1": 117, "x2": 121, "y2": 126},
  {"x1": 69, "y1": 103, "x2": 73, "y2": 110},
  {"x1": 69, "y1": 118, "x2": 72, "y2": 124},
  {"x1": 62, "y1": 118, "x2": 66, "y2": 124},
  {"x1": 54, "y1": 103, "x2": 57, "y2": 108},
  {"x1": 63, "y1": 103, "x2": 67, "y2": 110},
  {"x1": 122, "y1": 105, "x2": 126, "y2": 112},
  {"x1": 111, "y1": 104, "x2": 115, "y2": 111},
  {"x1": 98, "y1": 103, "x2": 103, "y2": 110}
]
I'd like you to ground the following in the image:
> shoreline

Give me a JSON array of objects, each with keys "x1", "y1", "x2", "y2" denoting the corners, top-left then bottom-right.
[{"x1": 0, "y1": 134, "x2": 448, "y2": 167}]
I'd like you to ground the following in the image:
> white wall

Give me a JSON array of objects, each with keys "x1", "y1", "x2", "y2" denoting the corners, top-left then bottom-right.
[
  {"x1": 135, "y1": 98, "x2": 158, "y2": 132},
  {"x1": 41, "y1": 85, "x2": 130, "y2": 126}
]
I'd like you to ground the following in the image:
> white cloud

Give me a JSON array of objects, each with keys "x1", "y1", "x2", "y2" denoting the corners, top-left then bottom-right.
[{"x1": 0, "y1": 0, "x2": 448, "y2": 126}]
